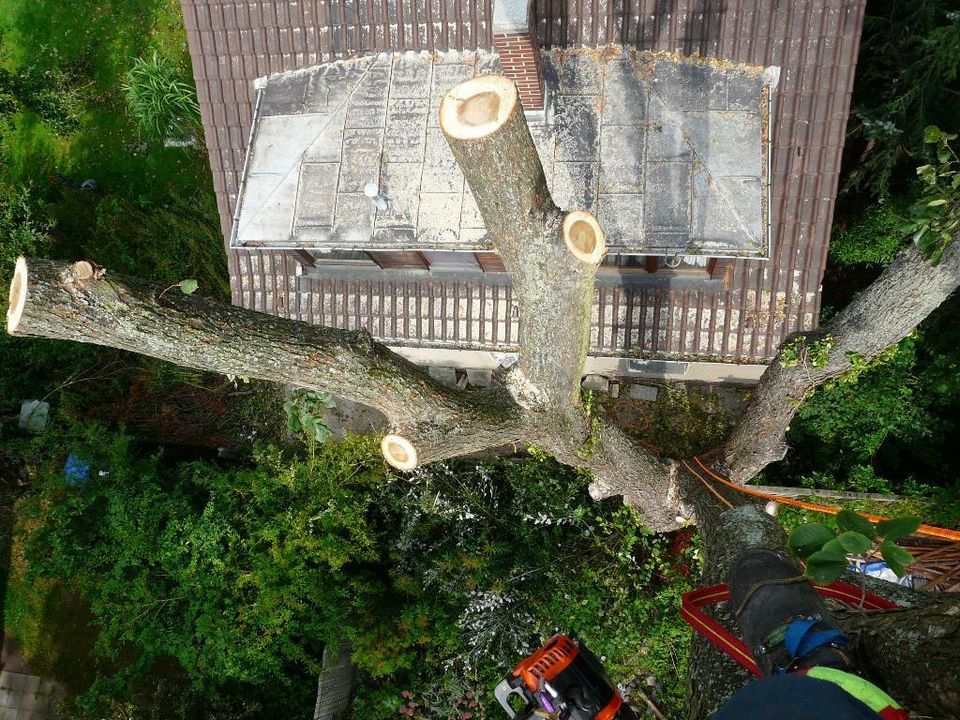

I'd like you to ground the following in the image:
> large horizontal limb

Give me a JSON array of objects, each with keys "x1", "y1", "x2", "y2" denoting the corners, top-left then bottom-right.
[
  {"x1": 7, "y1": 257, "x2": 525, "y2": 467},
  {"x1": 725, "y1": 239, "x2": 960, "y2": 483}
]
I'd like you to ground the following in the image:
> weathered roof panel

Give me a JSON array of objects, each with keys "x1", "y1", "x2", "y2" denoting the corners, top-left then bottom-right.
[{"x1": 232, "y1": 47, "x2": 772, "y2": 256}]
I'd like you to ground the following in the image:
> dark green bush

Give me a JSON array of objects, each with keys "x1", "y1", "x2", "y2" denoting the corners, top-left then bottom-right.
[
  {"x1": 12, "y1": 421, "x2": 698, "y2": 720},
  {"x1": 829, "y1": 203, "x2": 907, "y2": 266}
]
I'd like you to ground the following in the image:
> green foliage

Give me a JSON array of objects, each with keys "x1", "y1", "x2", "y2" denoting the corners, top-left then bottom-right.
[
  {"x1": 123, "y1": 52, "x2": 201, "y2": 142},
  {"x1": 829, "y1": 203, "x2": 909, "y2": 266},
  {"x1": 836, "y1": 508, "x2": 876, "y2": 539},
  {"x1": 49, "y1": 191, "x2": 230, "y2": 298},
  {"x1": 284, "y1": 389, "x2": 336, "y2": 443},
  {"x1": 904, "y1": 127, "x2": 959, "y2": 263},
  {"x1": 178, "y1": 278, "x2": 198, "y2": 294},
  {"x1": 769, "y1": 293, "x2": 960, "y2": 510},
  {"x1": 577, "y1": 389, "x2": 602, "y2": 457},
  {"x1": 779, "y1": 335, "x2": 834, "y2": 370},
  {"x1": 879, "y1": 541, "x2": 914, "y2": 578},
  {"x1": 0, "y1": 64, "x2": 85, "y2": 134},
  {"x1": 13, "y1": 423, "x2": 388, "y2": 715},
  {"x1": 846, "y1": 2, "x2": 960, "y2": 195},
  {"x1": 875, "y1": 516, "x2": 921, "y2": 541},
  {"x1": 786, "y1": 511, "x2": 920, "y2": 583},
  {"x1": 0, "y1": 178, "x2": 52, "y2": 280},
  {"x1": 786, "y1": 523, "x2": 835, "y2": 558},
  {"x1": 643, "y1": 384, "x2": 730, "y2": 457},
  {"x1": 12, "y1": 421, "x2": 699, "y2": 719}
]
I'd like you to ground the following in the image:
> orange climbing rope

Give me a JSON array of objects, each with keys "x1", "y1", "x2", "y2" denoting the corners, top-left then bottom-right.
[
  {"x1": 691, "y1": 456, "x2": 960, "y2": 543},
  {"x1": 681, "y1": 458, "x2": 733, "y2": 509}
]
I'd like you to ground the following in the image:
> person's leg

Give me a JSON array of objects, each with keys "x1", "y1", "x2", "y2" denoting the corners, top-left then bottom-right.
[
  {"x1": 711, "y1": 549, "x2": 907, "y2": 719},
  {"x1": 713, "y1": 674, "x2": 886, "y2": 720},
  {"x1": 729, "y1": 548, "x2": 856, "y2": 675}
]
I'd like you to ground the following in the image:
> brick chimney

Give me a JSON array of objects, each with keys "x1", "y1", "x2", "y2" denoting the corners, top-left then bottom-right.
[{"x1": 492, "y1": 0, "x2": 543, "y2": 111}]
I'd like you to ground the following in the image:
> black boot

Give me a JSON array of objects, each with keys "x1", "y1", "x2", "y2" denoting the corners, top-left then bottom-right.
[{"x1": 729, "y1": 549, "x2": 858, "y2": 675}]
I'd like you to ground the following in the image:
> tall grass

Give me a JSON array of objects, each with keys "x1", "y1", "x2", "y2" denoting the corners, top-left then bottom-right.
[{"x1": 122, "y1": 52, "x2": 200, "y2": 142}]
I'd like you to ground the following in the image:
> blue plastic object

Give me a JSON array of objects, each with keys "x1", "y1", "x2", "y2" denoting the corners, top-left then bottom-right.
[{"x1": 63, "y1": 453, "x2": 91, "y2": 486}]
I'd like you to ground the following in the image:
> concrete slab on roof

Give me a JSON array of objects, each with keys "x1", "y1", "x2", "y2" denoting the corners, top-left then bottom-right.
[{"x1": 231, "y1": 47, "x2": 772, "y2": 257}]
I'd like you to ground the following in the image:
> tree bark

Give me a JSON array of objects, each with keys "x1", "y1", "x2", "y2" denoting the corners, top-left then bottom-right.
[
  {"x1": 7, "y1": 258, "x2": 527, "y2": 467},
  {"x1": 3, "y1": 76, "x2": 678, "y2": 526},
  {"x1": 836, "y1": 598, "x2": 960, "y2": 718},
  {"x1": 440, "y1": 75, "x2": 605, "y2": 410},
  {"x1": 678, "y1": 466, "x2": 960, "y2": 719},
  {"x1": 543, "y1": 415, "x2": 678, "y2": 529},
  {"x1": 726, "y1": 239, "x2": 960, "y2": 483}
]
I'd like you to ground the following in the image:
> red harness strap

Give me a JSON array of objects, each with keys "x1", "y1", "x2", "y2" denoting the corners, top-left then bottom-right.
[{"x1": 680, "y1": 581, "x2": 899, "y2": 678}]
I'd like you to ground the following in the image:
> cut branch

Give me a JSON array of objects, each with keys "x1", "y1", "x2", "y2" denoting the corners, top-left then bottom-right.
[
  {"x1": 8, "y1": 257, "x2": 525, "y2": 467},
  {"x1": 441, "y1": 75, "x2": 605, "y2": 408},
  {"x1": 726, "y1": 239, "x2": 960, "y2": 483}
]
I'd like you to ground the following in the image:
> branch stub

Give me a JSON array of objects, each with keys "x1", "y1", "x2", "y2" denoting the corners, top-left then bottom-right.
[
  {"x1": 562, "y1": 211, "x2": 606, "y2": 265},
  {"x1": 381, "y1": 434, "x2": 419, "y2": 471},
  {"x1": 72, "y1": 261, "x2": 94, "y2": 280},
  {"x1": 7, "y1": 256, "x2": 27, "y2": 335},
  {"x1": 439, "y1": 75, "x2": 518, "y2": 141}
]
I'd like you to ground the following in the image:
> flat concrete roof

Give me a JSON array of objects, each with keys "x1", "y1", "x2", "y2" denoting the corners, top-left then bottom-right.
[{"x1": 232, "y1": 47, "x2": 772, "y2": 257}]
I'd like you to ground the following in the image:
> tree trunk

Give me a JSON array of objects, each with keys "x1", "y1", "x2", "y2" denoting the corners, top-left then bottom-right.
[
  {"x1": 440, "y1": 74, "x2": 605, "y2": 410},
  {"x1": 5, "y1": 73, "x2": 680, "y2": 530},
  {"x1": 836, "y1": 598, "x2": 960, "y2": 718},
  {"x1": 726, "y1": 239, "x2": 960, "y2": 483},
  {"x1": 678, "y1": 466, "x2": 960, "y2": 719}
]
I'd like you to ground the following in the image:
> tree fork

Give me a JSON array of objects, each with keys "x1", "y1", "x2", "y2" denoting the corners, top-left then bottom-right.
[{"x1": 7, "y1": 257, "x2": 525, "y2": 467}]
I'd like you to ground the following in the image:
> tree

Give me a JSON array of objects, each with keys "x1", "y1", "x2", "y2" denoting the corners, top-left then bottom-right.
[{"x1": 6, "y1": 75, "x2": 960, "y2": 715}]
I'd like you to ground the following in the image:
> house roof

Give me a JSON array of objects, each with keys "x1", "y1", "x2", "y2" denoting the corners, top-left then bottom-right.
[
  {"x1": 233, "y1": 47, "x2": 772, "y2": 256},
  {"x1": 182, "y1": 0, "x2": 867, "y2": 363}
]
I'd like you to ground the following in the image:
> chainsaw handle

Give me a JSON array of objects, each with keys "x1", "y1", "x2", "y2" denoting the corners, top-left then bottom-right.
[{"x1": 494, "y1": 677, "x2": 530, "y2": 719}]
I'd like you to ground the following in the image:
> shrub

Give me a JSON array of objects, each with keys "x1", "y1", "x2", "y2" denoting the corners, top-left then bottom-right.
[
  {"x1": 13, "y1": 423, "x2": 699, "y2": 720},
  {"x1": 123, "y1": 52, "x2": 201, "y2": 143},
  {"x1": 829, "y1": 203, "x2": 906, "y2": 266},
  {"x1": 0, "y1": 179, "x2": 52, "y2": 279}
]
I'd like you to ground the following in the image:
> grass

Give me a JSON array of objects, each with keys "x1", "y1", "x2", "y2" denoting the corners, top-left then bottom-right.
[{"x1": 0, "y1": 0, "x2": 227, "y2": 294}]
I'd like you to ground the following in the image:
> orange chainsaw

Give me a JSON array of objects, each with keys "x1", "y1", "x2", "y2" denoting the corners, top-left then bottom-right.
[{"x1": 494, "y1": 635, "x2": 637, "y2": 720}]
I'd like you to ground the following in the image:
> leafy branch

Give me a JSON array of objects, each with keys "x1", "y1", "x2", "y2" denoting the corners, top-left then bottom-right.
[
  {"x1": 787, "y1": 509, "x2": 921, "y2": 582},
  {"x1": 904, "y1": 126, "x2": 959, "y2": 264},
  {"x1": 284, "y1": 389, "x2": 336, "y2": 444}
]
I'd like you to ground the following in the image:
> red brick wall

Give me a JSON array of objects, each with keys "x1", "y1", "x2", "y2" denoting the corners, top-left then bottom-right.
[{"x1": 493, "y1": 32, "x2": 544, "y2": 110}]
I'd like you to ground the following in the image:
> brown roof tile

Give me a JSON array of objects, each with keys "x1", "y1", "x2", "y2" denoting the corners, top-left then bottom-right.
[{"x1": 184, "y1": 0, "x2": 865, "y2": 362}]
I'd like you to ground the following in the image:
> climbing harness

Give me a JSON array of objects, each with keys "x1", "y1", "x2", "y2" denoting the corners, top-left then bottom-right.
[{"x1": 680, "y1": 581, "x2": 897, "y2": 677}]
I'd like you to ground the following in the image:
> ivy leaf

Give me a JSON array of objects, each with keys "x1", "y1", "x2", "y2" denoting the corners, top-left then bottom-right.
[
  {"x1": 836, "y1": 531, "x2": 873, "y2": 555},
  {"x1": 836, "y1": 509, "x2": 876, "y2": 539},
  {"x1": 880, "y1": 541, "x2": 914, "y2": 578},
  {"x1": 317, "y1": 392, "x2": 337, "y2": 409},
  {"x1": 312, "y1": 421, "x2": 333, "y2": 443},
  {"x1": 788, "y1": 523, "x2": 836, "y2": 559},
  {"x1": 924, "y1": 125, "x2": 942, "y2": 143},
  {"x1": 178, "y1": 279, "x2": 199, "y2": 294},
  {"x1": 876, "y1": 516, "x2": 921, "y2": 541},
  {"x1": 805, "y1": 550, "x2": 849, "y2": 583}
]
